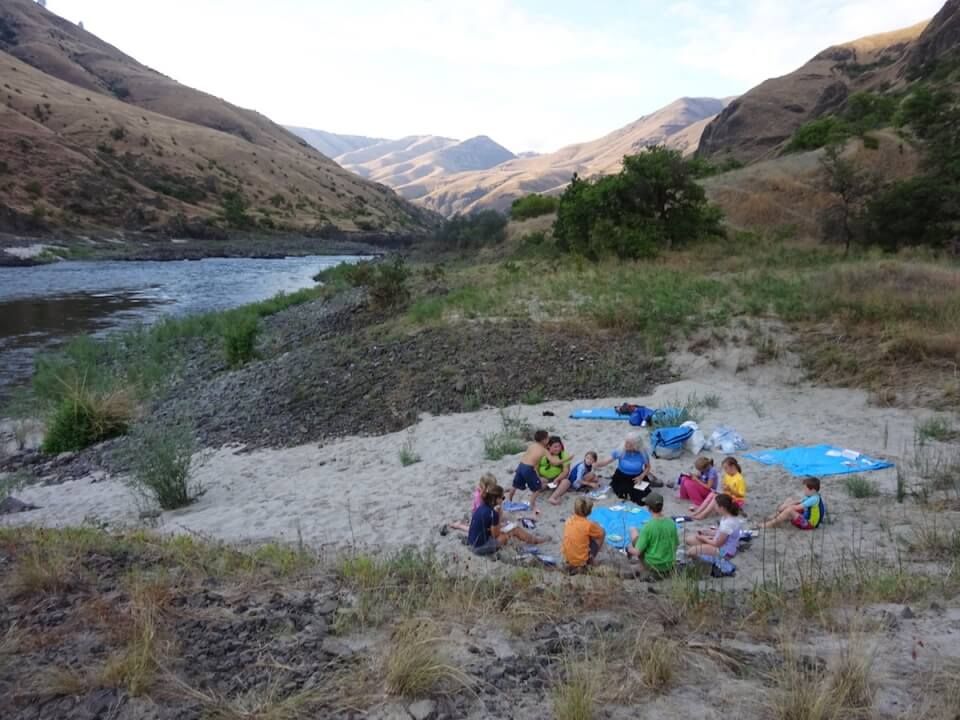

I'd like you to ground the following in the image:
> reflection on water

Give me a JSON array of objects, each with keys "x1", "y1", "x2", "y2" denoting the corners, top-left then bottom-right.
[{"x1": 0, "y1": 255, "x2": 362, "y2": 403}]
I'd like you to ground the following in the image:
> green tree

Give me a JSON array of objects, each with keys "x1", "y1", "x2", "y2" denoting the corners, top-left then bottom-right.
[
  {"x1": 553, "y1": 146, "x2": 723, "y2": 258},
  {"x1": 510, "y1": 193, "x2": 559, "y2": 220},
  {"x1": 819, "y1": 144, "x2": 876, "y2": 254}
]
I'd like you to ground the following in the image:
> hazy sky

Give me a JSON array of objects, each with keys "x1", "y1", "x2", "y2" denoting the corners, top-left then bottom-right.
[{"x1": 50, "y1": 0, "x2": 943, "y2": 153}]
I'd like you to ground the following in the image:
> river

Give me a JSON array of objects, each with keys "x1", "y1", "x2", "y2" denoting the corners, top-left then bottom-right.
[{"x1": 0, "y1": 255, "x2": 363, "y2": 404}]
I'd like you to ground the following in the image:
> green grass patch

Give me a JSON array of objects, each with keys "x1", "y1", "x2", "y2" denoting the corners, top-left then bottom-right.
[
  {"x1": 917, "y1": 417, "x2": 957, "y2": 442},
  {"x1": 843, "y1": 475, "x2": 880, "y2": 498}
]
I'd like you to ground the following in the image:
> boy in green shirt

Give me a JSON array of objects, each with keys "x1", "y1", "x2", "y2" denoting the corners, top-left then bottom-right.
[{"x1": 627, "y1": 492, "x2": 677, "y2": 574}]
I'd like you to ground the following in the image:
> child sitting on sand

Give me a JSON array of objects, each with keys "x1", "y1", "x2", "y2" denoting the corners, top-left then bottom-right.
[
  {"x1": 468, "y1": 484, "x2": 547, "y2": 556},
  {"x1": 677, "y1": 456, "x2": 719, "y2": 507},
  {"x1": 690, "y1": 457, "x2": 746, "y2": 520},
  {"x1": 537, "y1": 435, "x2": 572, "y2": 490},
  {"x1": 440, "y1": 473, "x2": 498, "y2": 536},
  {"x1": 561, "y1": 497, "x2": 605, "y2": 571},
  {"x1": 760, "y1": 476, "x2": 825, "y2": 530},
  {"x1": 549, "y1": 451, "x2": 600, "y2": 505},
  {"x1": 685, "y1": 494, "x2": 744, "y2": 563},
  {"x1": 507, "y1": 430, "x2": 567, "y2": 514},
  {"x1": 626, "y1": 492, "x2": 677, "y2": 575}
]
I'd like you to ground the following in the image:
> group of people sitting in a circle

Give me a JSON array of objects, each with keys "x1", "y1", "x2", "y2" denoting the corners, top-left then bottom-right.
[{"x1": 443, "y1": 429, "x2": 826, "y2": 575}]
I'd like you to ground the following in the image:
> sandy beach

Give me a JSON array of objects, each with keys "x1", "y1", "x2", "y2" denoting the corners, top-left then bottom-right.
[{"x1": 4, "y1": 355, "x2": 947, "y2": 589}]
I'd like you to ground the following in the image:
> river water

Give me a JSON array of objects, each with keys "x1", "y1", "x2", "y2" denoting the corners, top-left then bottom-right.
[{"x1": 0, "y1": 255, "x2": 362, "y2": 403}]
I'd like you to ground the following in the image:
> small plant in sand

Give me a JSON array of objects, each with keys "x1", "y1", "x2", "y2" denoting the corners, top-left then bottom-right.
[
  {"x1": 917, "y1": 416, "x2": 957, "y2": 443},
  {"x1": 843, "y1": 475, "x2": 879, "y2": 498},
  {"x1": 520, "y1": 386, "x2": 545, "y2": 405},
  {"x1": 483, "y1": 409, "x2": 532, "y2": 460},
  {"x1": 124, "y1": 420, "x2": 202, "y2": 511},
  {"x1": 222, "y1": 314, "x2": 258, "y2": 368},
  {"x1": 399, "y1": 431, "x2": 421, "y2": 467},
  {"x1": 41, "y1": 375, "x2": 133, "y2": 454}
]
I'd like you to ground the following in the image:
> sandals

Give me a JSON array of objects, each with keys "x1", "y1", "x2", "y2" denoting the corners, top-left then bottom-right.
[{"x1": 439, "y1": 524, "x2": 449, "y2": 537}]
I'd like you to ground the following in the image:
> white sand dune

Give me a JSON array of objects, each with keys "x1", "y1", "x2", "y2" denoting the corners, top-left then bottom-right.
[{"x1": 6, "y1": 358, "x2": 944, "y2": 588}]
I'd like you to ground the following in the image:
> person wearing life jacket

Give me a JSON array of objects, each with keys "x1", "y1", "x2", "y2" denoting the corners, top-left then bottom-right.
[
  {"x1": 759, "y1": 477, "x2": 826, "y2": 530},
  {"x1": 594, "y1": 432, "x2": 660, "y2": 505}
]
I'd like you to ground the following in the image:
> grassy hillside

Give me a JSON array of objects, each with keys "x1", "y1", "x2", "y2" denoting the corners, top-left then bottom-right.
[{"x1": 0, "y1": 0, "x2": 434, "y2": 237}]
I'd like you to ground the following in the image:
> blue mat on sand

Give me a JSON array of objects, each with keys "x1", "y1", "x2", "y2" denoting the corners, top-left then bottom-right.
[
  {"x1": 745, "y1": 445, "x2": 894, "y2": 477},
  {"x1": 589, "y1": 506, "x2": 652, "y2": 549},
  {"x1": 570, "y1": 408, "x2": 628, "y2": 421}
]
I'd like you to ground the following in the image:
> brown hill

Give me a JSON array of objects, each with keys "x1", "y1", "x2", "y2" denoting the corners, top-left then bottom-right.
[
  {"x1": 289, "y1": 131, "x2": 518, "y2": 202},
  {"x1": 417, "y1": 97, "x2": 728, "y2": 216},
  {"x1": 702, "y1": 130, "x2": 922, "y2": 237},
  {"x1": 697, "y1": 21, "x2": 932, "y2": 164},
  {"x1": 0, "y1": 0, "x2": 433, "y2": 237}
]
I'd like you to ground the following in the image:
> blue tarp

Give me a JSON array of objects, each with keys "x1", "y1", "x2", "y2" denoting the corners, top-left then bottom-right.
[
  {"x1": 745, "y1": 445, "x2": 894, "y2": 477},
  {"x1": 570, "y1": 408, "x2": 629, "y2": 421},
  {"x1": 588, "y1": 505, "x2": 652, "y2": 549}
]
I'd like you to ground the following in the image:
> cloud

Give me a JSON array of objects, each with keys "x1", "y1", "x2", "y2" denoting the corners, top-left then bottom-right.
[{"x1": 669, "y1": 0, "x2": 943, "y2": 86}]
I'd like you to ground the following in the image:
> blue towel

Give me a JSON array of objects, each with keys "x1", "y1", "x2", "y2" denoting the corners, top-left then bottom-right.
[
  {"x1": 503, "y1": 501, "x2": 530, "y2": 512},
  {"x1": 745, "y1": 445, "x2": 894, "y2": 477},
  {"x1": 588, "y1": 506, "x2": 652, "y2": 549},
  {"x1": 570, "y1": 408, "x2": 629, "y2": 421}
]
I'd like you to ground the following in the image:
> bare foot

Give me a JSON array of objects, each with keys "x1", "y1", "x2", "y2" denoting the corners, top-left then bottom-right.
[{"x1": 548, "y1": 498, "x2": 561, "y2": 506}]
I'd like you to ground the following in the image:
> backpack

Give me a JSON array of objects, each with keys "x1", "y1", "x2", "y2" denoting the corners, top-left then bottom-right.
[{"x1": 650, "y1": 426, "x2": 694, "y2": 459}]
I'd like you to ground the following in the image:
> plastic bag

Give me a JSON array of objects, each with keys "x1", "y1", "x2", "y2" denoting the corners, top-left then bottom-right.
[
  {"x1": 706, "y1": 426, "x2": 748, "y2": 453},
  {"x1": 681, "y1": 420, "x2": 705, "y2": 454}
]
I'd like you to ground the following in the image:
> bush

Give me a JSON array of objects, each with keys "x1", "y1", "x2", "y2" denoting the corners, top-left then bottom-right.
[
  {"x1": 510, "y1": 193, "x2": 559, "y2": 220},
  {"x1": 221, "y1": 191, "x2": 253, "y2": 229},
  {"x1": 322, "y1": 258, "x2": 411, "y2": 310},
  {"x1": 222, "y1": 315, "x2": 258, "y2": 367},
  {"x1": 863, "y1": 176, "x2": 958, "y2": 251},
  {"x1": 433, "y1": 210, "x2": 507, "y2": 250},
  {"x1": 124, "y1": 421, "x2": 200, "y2": 510},
  {"x1": 42, "y1": 381, "x2": 132, "y2": 454},
  {"x1": 553, "y1": 146, "x2": 724, "y2": 258},
  {"x1": 785, "y1": 117, "x2": 852, "y2": 153}
]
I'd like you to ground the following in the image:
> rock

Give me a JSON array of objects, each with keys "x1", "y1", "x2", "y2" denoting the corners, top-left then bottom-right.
[
  {"x1": 901, "y1": 606, "x2": 916, "y2": 619},
  {"x1": 485, "y1": 665, "x2": 506, "y2": 682},
  {"x1": 367, "y1": 703, "x2": 412, "y2": 720},
  {"x1": 931, "y1": 602, "x2": 944, "y2": 613},
  {"x1": 139, "y1": 509, "x2": 162, "y2": 520},
  {"x1": 408, "y1": 699, "x2": 437, "y2": 720},
  {"x1": 316, "y1": 597, "x2": 339, "y2": 615},
  {"x1": 0, "y1": 496, "x2": 39, "y2": 514},
  {"x1": 321, "y1": 637, "x2": 356, "y2": 658},
  {"x1": 75, "y1": 688, "x2": 122, "y2": 720}
]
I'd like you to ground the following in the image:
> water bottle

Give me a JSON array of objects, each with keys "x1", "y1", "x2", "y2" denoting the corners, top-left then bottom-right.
[{"x1": 675, "y1": 519, "x2": 687, "y2": 564}]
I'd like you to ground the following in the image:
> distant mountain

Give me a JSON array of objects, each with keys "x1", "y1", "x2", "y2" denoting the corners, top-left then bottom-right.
[
  {"x1": 285, "y1": 127, "x2": 386, "y2": 159},
  {"x1": 697, "y1": 20, "x2": 932, "y2": 164},
  {"x1": 0, "y1": 0, "x2": 434, "y2": 236},
  {"x1": 416, "y1": 97, "x2": 729, "y2": 216},
  {"x1": 290, "y1": 130, "x2": 517, "y2": 201}
]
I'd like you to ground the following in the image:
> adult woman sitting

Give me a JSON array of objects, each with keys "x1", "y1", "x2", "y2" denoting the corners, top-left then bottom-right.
[{"x1": 596, "y1": 432, "x2": 658, "y2": 505}]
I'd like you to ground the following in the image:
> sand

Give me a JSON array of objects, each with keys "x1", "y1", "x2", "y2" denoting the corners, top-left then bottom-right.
[{"x1": 5, "y1": 351, "x2": 950, "y2": 589}]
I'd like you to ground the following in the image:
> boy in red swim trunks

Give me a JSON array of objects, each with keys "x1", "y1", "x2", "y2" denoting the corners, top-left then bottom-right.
[{"x1": 760, "y1": 477, "x2": 825, "y2": 530}]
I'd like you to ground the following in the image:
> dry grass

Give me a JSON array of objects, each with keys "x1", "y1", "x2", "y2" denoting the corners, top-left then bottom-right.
[
  {"x1": 99, "y1": 579, "x2": 170, "y2": 696},
  {"x1": 553, "y1": 661, "x2": 599, "y2": 720},
  {"x1": 200, "y1": 683, "x2": 326, "y2": 720},
  {"x1": 769, "y1": 638, "x2": 875, "y2": 720},
  {"x1": 8, "y1": 546, "x2": 77, "y2": 597},
  {"x1": 383, "y1": 620, "x2": 473, "y2": 699}
]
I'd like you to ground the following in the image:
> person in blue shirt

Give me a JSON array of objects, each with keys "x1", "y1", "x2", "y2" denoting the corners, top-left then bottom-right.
[
  {"x1": 760, "y1": 477, "x2": 825, "y2": 530},
  {"x1": 467, "y1": 484, "x2": 547, "y2": 555},
  {"x1": 549, "y1": 451, "x2": 601, "y2": 505},
  {"x1": 595, "y1": 432, "x2": 660, "y2": 505}
]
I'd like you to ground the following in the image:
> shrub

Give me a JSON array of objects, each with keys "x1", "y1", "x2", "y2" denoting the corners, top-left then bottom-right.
[
  {"x1": 553, "y1": 146, "x2": 723, "y2": 258},
  {"x1": 510, "y1": 193, "x2": 558, "y2": 220},
  {"x1": 433, "y1": 210, "x2": 507, "y2": 250},
  {"x1": 863, "y1": 176, "x2": 958, "y2": 251},
  {"x1": 221, "y1": 191, "x2": 253, "y2": 229},
  {"x1": 368, "y1": 257, "x2": 411, "y2": 309},
  {"x1": 23, "y1": 180, "x2": 43, "y2": 197},
  {"x1": 222, "y1": 315, "x2": 258, "y2": 367},
  {"x1": 785, "y1": 117, "x2": 852, "y2": 153},
  {"x1": 123, "y1": 420, "x2": 200, "y2": 510},
  {"x1": 917, "y1": 417, "x2": 957, "y2": 442},
  {"x1": 843, "y1": 475, "x2": 879, "y2": 498},
  {"x1": 42, "y1": 381, "x2": 133, "y2": 454}
]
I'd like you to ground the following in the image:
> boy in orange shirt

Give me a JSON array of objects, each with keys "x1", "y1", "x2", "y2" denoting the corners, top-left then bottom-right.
[{"x1": 562, "y1": 497, "x2": 606, "y2": 572}]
